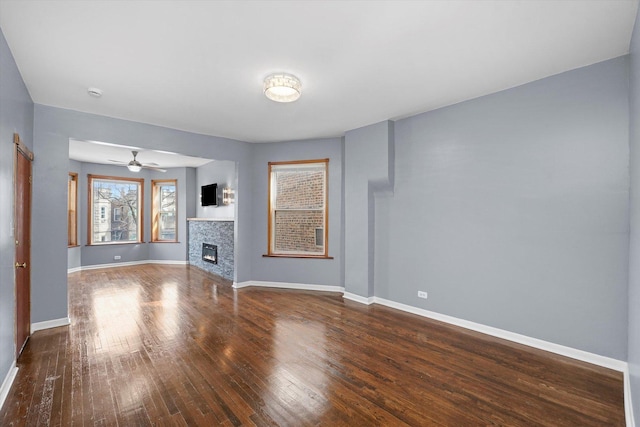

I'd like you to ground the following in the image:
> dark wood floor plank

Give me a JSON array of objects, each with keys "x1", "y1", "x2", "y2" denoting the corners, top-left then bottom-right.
[
  {"x1": 23, "y1": 335, "x2": 54, "y2": 427},
  {"x1": 0, "y1": 264, "x2": 626, "y2": 426}
]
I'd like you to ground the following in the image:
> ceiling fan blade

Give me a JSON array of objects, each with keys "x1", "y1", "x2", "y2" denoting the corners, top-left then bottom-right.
[
  {"x1": 108, "y1": 159, "x2": 127, "y2": 164},
  {"x1": 142, "y1": 165, "x2": 167, "y2": 173}
]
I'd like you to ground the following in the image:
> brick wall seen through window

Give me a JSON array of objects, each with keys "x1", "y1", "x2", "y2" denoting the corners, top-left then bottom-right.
[{"x1": 268, "y1": 159, "x2": 328, "y2": 257}]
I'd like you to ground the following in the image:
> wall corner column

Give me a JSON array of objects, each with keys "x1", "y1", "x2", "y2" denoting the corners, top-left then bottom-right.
[{"x1": 344, "y1": 121, "x2": 394, "y2": 299}]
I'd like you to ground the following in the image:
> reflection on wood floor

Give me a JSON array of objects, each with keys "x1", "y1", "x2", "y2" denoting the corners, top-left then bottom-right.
[{"x1": 0, "y1": 264, "x2": 625, "y2": 426}]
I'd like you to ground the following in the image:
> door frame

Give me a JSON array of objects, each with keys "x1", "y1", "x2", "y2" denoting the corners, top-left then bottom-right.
[{"x1": 14, "y1": 133, "x2": 33, "y2": 358}]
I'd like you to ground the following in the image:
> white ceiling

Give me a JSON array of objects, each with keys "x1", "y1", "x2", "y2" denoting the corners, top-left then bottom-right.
[
  {"x1": 0, "y1": 1, "x2": 638, "y2": 144},
  {"x1": 69, "y1": 139, "x2": 213, "y2": 169}
]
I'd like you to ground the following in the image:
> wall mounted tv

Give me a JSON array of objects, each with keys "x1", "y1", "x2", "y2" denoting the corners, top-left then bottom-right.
[{"x1": 201, "y1": 183, "x2": 218, "y2": 206}]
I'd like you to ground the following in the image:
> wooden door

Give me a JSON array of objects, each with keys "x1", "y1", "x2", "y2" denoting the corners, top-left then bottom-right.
[{"x1": 14, "y1": 133, "x2": 33, "y2": 358}]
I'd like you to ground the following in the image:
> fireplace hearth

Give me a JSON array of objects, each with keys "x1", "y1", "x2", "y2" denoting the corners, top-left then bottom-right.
[{"x1": 202, "y1": 243, "x2": 218, "y2": 264}]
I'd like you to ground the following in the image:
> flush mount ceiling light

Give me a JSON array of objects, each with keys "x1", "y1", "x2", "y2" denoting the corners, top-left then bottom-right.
[{"x1": 263, "y1": 73, "x2": 302, "y2": 103}]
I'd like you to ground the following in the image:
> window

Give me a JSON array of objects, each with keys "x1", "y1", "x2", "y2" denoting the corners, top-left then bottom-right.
[
  {"x1": 68, "y1": 172, "x2": 78, "y2": 246},
  {"x1": 267, "y1": 159, "x2": 329, "y2": 258},
  {"x1": 152, "y1": 179, "x2": 177, "y2": 242},
  {"x1": 88, "y1": 175, "x2": 143, "y2": 245}
]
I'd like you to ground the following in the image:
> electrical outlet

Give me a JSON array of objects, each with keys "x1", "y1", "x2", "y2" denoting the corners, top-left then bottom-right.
[
  {"x1": 114, "y1": 255, "x2": 121, "y2": 260},
  {"x1": 417, "y1": 291, "x2": 428, "y2": 299}
]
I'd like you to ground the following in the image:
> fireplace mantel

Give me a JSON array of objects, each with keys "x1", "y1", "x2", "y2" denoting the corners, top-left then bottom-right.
[{"x1": 187, "y1": 218, "x2": 234, "y2": 222}]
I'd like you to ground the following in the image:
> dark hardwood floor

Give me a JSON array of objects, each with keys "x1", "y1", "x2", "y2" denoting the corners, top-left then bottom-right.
[{"x1": 0, "y1": 264, "x2": 625, "y2": 426}]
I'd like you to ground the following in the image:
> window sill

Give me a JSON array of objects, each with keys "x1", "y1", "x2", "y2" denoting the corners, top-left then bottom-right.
[
  {"x1": 150, "y1": 241, "x2": 180, "y2": 244},
  {"x1": 263, "y1": 254, "x2": 334, "y2": 259},
  {"x1": 68, "y1": 244, "x2": 80, "y2": 248},
  {"x1": 86, "y1": 241, "x2": 144, "y2": 246}
]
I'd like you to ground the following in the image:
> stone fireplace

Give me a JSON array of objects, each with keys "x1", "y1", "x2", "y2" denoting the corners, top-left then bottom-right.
[{"x1": 187, "y1": 218, "x2": 234, "y2": 280}]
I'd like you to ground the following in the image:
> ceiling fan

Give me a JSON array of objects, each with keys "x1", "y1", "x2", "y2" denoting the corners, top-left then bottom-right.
[{"x1": 108, "y1": 150, "x2": 166, "y2": 172}]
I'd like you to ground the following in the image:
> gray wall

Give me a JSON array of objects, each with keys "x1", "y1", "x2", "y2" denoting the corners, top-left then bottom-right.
[
  {"x1": 31, "y1": 105, "x2": 254, "y2": 324},
  {"x1": 344, "y1": 121, "x2": 394, "y2": 297},
  {"x1": 250, "y1": 138, "x2": 343, "y2": 286},
  {"x1": 0, "y1": 27, "x2": 34, "y2": 386},
  {"x1": 373, "y1": 57, "x2": 630, "y2": 360},
  {"x1": 186, "y1": 167, "x2": 197, "y2": 220},
  {"x1": 41, "y1": 56, "x2": 632, "y2": 363},
  {"x1": 196, "y1": 160, "x2": 237, "y2": 219},
  {"x1": 627, "y1": 3, "x2": 640, "y2": 421}
]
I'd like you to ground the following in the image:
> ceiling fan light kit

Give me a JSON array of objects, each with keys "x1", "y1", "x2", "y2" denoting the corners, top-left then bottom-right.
[
  {"x1": 127, "y1": 151, "x2": 143, "y2": 172},
  {"x1": 263, "y1": 73, "x2": 301, "y2": 103},
  {"x1": 108, "y1": 150, "x2": 167, "y2": 172},
  {"x1": 127, "y1": 163, "x2": 142, "y2": 172}
]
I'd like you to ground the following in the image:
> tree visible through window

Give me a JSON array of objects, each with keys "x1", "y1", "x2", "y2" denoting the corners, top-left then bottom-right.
[
  {"x1": 88, "y1": 175, "x2": 143, "y2": 244},
  {"x1": 152, "y1": 179, "x2": 177, "y2": 242},
  {"x1": 267, "y1": 159, "x2": 329, "y2": 257}
]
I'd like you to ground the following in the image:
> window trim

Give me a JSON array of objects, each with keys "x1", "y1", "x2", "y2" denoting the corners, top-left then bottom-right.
[
  {"x1": 68, "y1": 172, "x2": 78, "y2": 247},
  {"x1": 266, "y1": 158, "x2": 331, "y2": 259},
  {"x1": 151, "y1": 179, "x2": 178, "y2": 243},
  {"x1": 87, "y1": 174, "x2": 144, "y2": 246}
]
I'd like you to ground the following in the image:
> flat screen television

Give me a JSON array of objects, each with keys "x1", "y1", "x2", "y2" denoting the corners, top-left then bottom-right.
[{"x1": 201, "y1": 183, "x2": 218, "y2": 206}]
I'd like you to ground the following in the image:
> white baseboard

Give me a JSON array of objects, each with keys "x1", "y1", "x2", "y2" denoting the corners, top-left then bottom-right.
[
  {"x1": 232, "y1": 283, "x2": 627, "y2": 372},
  {"x1": 624, "y1": 366, "x2": 636, "y2": 427},
  {"x1": 77, "y1": 260, "x2": 148, "y2": 271},
  {"x1": 32, "y1": 317, "x2": 71, "y2": 332},
  {"x1": 343, "y1": 292, "x2": 375, "y2": 305},
  {"x1": 69, "y1": 260, "x2": 188, "y2": 273},
  {"x1": 233, "y1": 280, "x2": 344, "y2": 293},
  {"x1": 146, "y1": 260, "x2": 189, "y2": 265},
  {"x1": 371, "y1": 296, "x2": 626, "y2": 372},
  {"x1": 0, "y1": 365, "x2": 18, "y2": 411}
]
